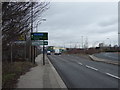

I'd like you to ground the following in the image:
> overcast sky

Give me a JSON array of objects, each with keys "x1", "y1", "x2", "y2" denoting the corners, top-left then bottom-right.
[{"x1": 37, "y1": 1, "x2": 118, "y2": 48}]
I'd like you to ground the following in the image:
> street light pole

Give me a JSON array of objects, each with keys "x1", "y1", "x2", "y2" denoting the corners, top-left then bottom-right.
[
  {"x1": 43, "y1": 40, "x2": 45, "y2": 65},
  {"x1": 35, "y1": 19, "x2": 46, "y2": 65},
  {"x1": 36, "y1": 19, "x2": 46, "y2": 32},
  {"x1": 81, "y1": 36, "x2": 83, "y2": 49},
  {"x1": 107, "y1": 38, "x2": 111, "y2": 47}
]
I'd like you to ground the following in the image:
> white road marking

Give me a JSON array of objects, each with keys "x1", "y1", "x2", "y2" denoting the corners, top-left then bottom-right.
[
  {"x1": 106, "y1": 73, "x2": 120, "y2": 80},
  {"x1": 78, "y1": 62, "x2": 83, "y2": 65},
  {"x1": 85, "y1": 65, "x2": 98, "y2": 71}
]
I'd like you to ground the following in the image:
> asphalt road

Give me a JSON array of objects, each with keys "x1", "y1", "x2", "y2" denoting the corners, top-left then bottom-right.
[
  {"x1": 94, "y1": 52, "x2": 119, "y2": 61},
  {"x1": 48, "y1": 54, "x2": 119, "y2": 88}
]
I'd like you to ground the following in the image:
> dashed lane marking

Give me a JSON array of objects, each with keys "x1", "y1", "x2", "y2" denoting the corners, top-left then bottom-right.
[
  {"x1": 79, "y1": 63, "x2": 120, "y2": 80},
  {"x1": 105, "y1": 73, "x2": 120, "y2": 80},
  {"x1": 56, "y1": 56, "x2": 119, "y2": 80},
  {"x1": 85, "y1": 65, "x2": 98, "y2": 71},
  {"x1": 78, "y1": 62, "x2": 83, "y2": 65}
]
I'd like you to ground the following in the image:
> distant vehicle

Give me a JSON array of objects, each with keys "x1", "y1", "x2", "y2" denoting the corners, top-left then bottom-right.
[
  {"x1": 54, "y1": 49, "x2": 61, "y2": 55},
  {"x1": 47, "y1": 51, "x2": 51, "y2": 55}
]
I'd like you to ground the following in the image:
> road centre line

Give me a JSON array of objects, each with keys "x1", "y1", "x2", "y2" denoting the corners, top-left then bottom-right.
[
  {"x1": 105, "y1": 73, "x2": 120, "y2": 80},
  {"x1": 85, "y1": 65, "x2": 98, "y2": 71}
]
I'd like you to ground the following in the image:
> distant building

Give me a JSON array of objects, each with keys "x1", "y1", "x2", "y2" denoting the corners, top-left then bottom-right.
[
  {"x1": 99, "y1": 43, "x2": 104, "y2": 48},
  {"x1": 114, "y1": 45, "x2": 118, "y2": 47}
]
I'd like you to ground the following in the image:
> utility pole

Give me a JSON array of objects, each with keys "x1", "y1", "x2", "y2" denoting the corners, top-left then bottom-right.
[
  {"x1": 34, "y1": 46, "x2": 35, "y2": 64},
  {"x1": 10, "y1": 42, "x2": 13, "y2": 63},
  {"x1": 118, "y1": 33, "x2": 120, "y2": 47},
  {"x1": 31, "y1": 2, "x2": 34, "y2": 63},
  {"x1": 24, "y1": 33, "x2": 26, "y2": 60}
]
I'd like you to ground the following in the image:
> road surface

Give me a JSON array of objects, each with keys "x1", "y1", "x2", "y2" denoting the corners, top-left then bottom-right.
[
  {"x1": 94, "y1": 52, "x2": 119, "y2": 61},
  {"x1": 48, "y1": 54, "x2": 119, "y2": 88}
]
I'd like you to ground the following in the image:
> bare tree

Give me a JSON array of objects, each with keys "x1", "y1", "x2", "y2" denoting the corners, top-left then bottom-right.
[
  {"x1": 2, "y1": 2, "x2": 49, "y2": 49},
  {"x1": 2, "y1": 2, "x2": 50, "y2": 62}
]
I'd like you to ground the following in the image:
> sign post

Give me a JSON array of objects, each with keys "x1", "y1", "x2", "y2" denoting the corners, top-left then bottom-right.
[
  {"x1": 43, "y1": 40, "x2": 45, "y2": 65},
  {"x1": 31, "y1": 32, "x2": 48, "y2": 65}
]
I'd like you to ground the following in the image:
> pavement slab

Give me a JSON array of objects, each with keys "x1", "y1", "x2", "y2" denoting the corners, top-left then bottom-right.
[{"x1": 16, "y1": 54, "x2": 67, "y2": 88}]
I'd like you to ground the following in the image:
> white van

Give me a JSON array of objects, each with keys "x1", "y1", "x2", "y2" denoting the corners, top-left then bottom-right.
[
  {"x1": 54, "y1": 49, "x2": 61, "y2": 55},
  {"x1": 47, "y1": 51, "x2": 51, "y2": 55}
]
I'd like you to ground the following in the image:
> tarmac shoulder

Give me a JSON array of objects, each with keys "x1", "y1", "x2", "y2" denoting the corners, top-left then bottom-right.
[{"x1": 46, "y1": 55, "x2": 67, "y2": 88}]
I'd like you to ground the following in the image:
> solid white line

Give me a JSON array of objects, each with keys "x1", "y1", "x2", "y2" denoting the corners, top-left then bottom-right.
[
  {"x1": 78, "y1": 62, "x2": 83, "y2": 65},
  {"x1": 86, "y1": 65, "x2": 98, "y2": 71},
  {"x1": 106, "y1": 73, "x2": 120, "y2": 80}
]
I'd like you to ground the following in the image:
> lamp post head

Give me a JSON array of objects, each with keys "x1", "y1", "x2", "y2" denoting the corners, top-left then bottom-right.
[{"x1": 42, "y1": 18, "x2": 46, "y2": 21}]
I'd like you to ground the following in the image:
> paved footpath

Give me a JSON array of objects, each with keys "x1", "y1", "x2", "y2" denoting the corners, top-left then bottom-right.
[{"x1": 16, "y1": 54, "x2": 67, "y2": 89}]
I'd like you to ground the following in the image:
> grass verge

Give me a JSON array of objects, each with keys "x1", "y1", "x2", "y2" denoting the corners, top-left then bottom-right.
[{"x1": 2, "y1": 61, "x2": 37, "y2": 89}]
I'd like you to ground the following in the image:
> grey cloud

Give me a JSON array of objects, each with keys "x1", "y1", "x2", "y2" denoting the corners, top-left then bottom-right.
[
  {"x1": 98, "y1": 17, "x2": 117, "y2": 27},
  {"x1": 38, "y1": 2, "x2": 118, "y2": 47}
]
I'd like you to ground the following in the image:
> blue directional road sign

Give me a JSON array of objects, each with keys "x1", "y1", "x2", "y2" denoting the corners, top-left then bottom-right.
[{"x1": 31, "y1": 32, "x2": 48, "y2": 40}]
